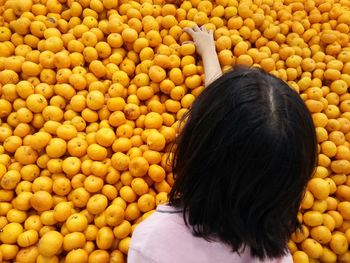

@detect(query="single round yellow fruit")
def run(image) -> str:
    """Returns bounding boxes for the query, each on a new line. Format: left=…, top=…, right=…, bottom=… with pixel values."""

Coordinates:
left=0, top=222, right=23, bottom=244
left=300, top=238, right=323, bottom=259
left=308, top=178, right=330, bottom=200
left=66, top=213, right=88, bottom=232
left=329, top=233, right=349, bottom=255
left=38, top=231, right=63, bottom=257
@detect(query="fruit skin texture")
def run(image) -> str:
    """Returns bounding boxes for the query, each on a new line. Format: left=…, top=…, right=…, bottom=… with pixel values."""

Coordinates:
left=0, top=0, right=350, bottom=261
left=38, top=231, right=63, bottom=257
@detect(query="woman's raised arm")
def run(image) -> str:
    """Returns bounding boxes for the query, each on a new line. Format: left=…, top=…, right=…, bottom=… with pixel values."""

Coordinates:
left=183, top=26, right=222, bottom=87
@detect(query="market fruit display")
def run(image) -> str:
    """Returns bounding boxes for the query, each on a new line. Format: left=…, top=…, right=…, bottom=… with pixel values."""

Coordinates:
left=0, top=0, right=349, bottom=262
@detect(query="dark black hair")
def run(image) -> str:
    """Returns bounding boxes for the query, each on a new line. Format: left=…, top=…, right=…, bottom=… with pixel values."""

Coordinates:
left=169, top=65, right=317, bottom=260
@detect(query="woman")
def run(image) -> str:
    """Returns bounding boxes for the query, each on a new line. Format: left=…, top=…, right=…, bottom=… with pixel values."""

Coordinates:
left=128, top=26, right=317, bottom=263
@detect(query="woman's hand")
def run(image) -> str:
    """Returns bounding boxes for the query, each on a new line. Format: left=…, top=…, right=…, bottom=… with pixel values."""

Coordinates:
left=183, top=26, right=222, bottom=87
left=183, top=25, right=215, bottom=56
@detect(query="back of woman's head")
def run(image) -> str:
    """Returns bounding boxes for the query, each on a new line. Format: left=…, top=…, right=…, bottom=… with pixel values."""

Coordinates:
left=169, top=65, right=317, bottom=260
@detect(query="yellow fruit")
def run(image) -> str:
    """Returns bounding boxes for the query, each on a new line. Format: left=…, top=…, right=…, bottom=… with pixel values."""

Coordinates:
left=14, top=146, right=38, bottom=165
left=301, top=190, right=314, bottom=210
left=310, top=226, right=332, bottom=244
left=17, top=229, right=39, bottom=247
left=154, top=180, right=171, bottom=193
left=120, top=186, right=137, bottom=203
left=137, top=193, right=155, bottom=212
left=87, top=194, right=108, bottom=215
left=148, top=65, right=166, bottom=83
left=122, top=28, right=138, bottom=43
left=124, top=103, right=140, bottom=120
left=118, top=236, right=130, bottom=254
left=0, top=222, right=23, bottom=244
left=15, top=246, right=39, bottom=263
left=0, top=99, right=13, bottom=118
left=95, top=127, right=116, bottom=147
left=46, top=138, right=66, bottom=158
left=63, top=232, right=86, bottom=251
left=131, top=178, right=149, bottom=196
left=147, top=131, right=166, bottom=151
left=1, top=170, right=21, bottom=190
left=292, top=251, right=309, bottom=263
left=96, top=226, right=114, bottom=250
left=53, top=176, right=72, bottom=196
left=156, top=192, right=168, bottom=205
left=291, top=225, right=309, bottom=243
left=87, top=144, right=107, bottom=161
left=53, top=202, right=72, bottom=222
left=56, top=124, right=77, bottom=141
left=30, top=191, right=53, bottom=212
left=65, top=249, right=88, bottom=263
left=329, top=233, right=349, bottom=255
left=321, top=141, right=337, bottom=157
left=300, top=238, right=323, bottom=259
left=308, top=178, right=330, bottom=200
left=129, top=156, right=149, bottom=177
left=87, top=90, right=105, bottom=110
left=0, top=244, right=19, bottom=261
left=13, top=191, right=33, bottom=211
left=303, top=211, right=323, bottom=227
left=319, top=247, right=337, bottom=263
left=109, top=250, right=124, bottom=263
left=338, top=201, right=350, bottom=220
left=88, top=249, right=110, bottom=263
left=113, top=220, right=131, bottom=240
left=66, top=213, right=88, bottom=232
left=38, top=231, right=63, bottom=257
left=104, top=204, right=124, bottom=227
left=148, top=164, right=166, bottom=183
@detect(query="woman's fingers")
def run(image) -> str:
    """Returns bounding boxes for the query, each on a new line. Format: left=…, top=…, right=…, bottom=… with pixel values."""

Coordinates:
left=183, top=25, right=211, bottom=41
left=182, top=40, right=194, bottom=45
left=200, top=25, right=207, bottom=32
left=183, top=27, right=195, bottom=36
left=192, top=25, right=201, bottom=32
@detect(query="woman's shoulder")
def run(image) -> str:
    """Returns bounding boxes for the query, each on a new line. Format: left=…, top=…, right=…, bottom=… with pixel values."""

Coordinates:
left=129, top=205, right=294, bottom=263
left=131, top=204, right=185, bottom=244
left=129, top=205, right=187, bottom=261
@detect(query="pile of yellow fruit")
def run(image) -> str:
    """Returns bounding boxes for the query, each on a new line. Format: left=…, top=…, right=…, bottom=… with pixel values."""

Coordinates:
left=0, top=0, right=349, bottom=261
